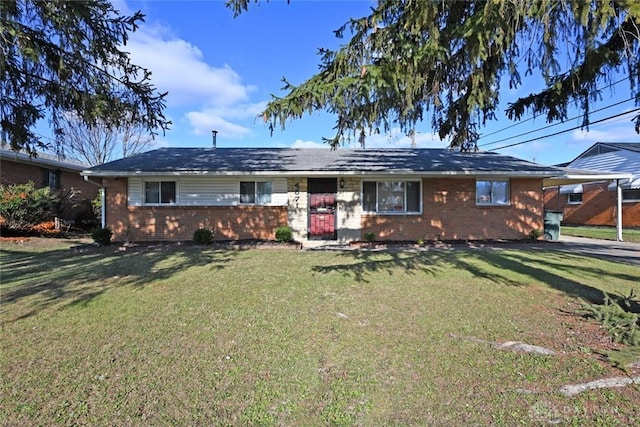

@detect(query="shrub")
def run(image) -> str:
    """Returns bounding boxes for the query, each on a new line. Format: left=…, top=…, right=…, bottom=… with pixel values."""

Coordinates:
left=91, top=192, right=102, bottom=223
left=364, top=231, right=376, bottom=242
left=92, top=227, right=113, bottom=246
left=193, top=228, right=214, bottom=245
left=528, top=228, right=542, bottom=241
left=275, top=226, right=292, bottom=242
left=0, top=182, right=60, bottom=231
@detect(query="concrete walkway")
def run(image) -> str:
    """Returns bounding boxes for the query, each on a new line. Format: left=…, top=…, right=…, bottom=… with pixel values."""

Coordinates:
left=555, top=235, right=640, bottom=266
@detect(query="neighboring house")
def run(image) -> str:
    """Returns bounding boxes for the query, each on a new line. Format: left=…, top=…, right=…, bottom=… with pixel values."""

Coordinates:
left=0, top=148, right=99, bottom=222
left=544, top=142, right=640, bottom=227
left=82, top=147, right=571, bottom=244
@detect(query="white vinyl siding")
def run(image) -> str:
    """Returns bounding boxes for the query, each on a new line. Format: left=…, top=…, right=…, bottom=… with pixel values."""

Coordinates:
left=180, top=178, right=238, bottom=206
left=127, top=177, right=287, bottom=207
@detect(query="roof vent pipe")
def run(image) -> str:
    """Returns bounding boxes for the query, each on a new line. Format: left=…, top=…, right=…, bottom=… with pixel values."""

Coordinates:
left=212, top=130, right=218, bottom=148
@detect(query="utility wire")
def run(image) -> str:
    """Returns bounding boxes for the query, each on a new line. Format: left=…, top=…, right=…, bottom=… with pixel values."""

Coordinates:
left=479, top=96, right=635, bottom=148
left=489, top=108, right=640, bottom=151
left=477, top=77, right=630, bottom=140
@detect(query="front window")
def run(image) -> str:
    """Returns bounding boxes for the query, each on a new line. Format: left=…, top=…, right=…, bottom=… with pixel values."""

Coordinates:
left=240, top=181, right=272, bottom=205
left=144, top=181, right=176, bottom=204
left=362, top=180, right=421, bottom=213
left=476, top=180, right=509, bottom=205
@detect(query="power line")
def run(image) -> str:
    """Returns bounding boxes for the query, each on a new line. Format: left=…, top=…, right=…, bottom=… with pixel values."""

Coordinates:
left=489, top=108, right=640, bottom=151
left=479, top=96, right=636, bottom=148
left=477, top=76, right=631, bottom=141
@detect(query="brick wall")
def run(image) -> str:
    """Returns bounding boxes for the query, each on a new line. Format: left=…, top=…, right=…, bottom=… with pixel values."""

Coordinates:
left=104, top=178, right=288, bottom=241
left=1, top=158, right=98, bottom=220
left=104, top=177, right=545, bottom=242
left=544, top=183, right=640, bottom=227
left=1, top=159, right=42, bottom=186
left=362, top=178, right=544, bottom=241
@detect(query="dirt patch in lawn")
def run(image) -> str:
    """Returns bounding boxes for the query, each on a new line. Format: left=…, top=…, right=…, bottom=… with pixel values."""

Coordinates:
left=0, top=235, right=92, bottom=249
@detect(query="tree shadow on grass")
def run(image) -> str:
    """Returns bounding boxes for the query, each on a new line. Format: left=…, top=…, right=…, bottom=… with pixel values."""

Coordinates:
left=450, top=249, right=613, bottom=304
left=311, top=249, right=455, bottom=283
left=311, top=247, right=637, bottom=305
left=1, top=242, right=237, bottom=321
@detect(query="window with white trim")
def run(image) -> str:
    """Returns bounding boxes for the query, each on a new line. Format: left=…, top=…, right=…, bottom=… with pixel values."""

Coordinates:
left=567, top=193, right=583, bottom=204
left=240, top=181, right=272, bottom=205
left=362, top=180, right=421, bottom=213
left=622, top=189, right=640, bottom=202
left=144, top=181, right=176, bottom=204
left=476, top=180, right=509, bottom=205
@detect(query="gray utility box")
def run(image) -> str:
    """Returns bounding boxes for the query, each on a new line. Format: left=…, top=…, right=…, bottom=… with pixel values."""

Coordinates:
left=543, top=210, right=564, bottom=241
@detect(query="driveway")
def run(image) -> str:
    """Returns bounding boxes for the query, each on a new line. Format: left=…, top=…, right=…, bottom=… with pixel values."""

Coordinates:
left=555, top=235, right=640, bottom=266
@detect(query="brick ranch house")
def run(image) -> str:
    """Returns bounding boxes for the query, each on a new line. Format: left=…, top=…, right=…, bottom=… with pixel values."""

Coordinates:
left=544, top=142, right=640, bottom=228
left=1, top=148, right=99, bottom=222
left=82, top=147, right=586, bottom=244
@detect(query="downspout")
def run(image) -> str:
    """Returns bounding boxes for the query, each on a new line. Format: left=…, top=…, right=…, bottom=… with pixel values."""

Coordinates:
left=616, top=179, right=623, bottom=241
left=84, top=175, right=106, bottom=229
left=101, top=188, right=106, bottom=229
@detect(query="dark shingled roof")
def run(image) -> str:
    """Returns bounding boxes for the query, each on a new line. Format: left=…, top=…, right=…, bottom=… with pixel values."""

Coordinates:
left=1, top=148, right=89, bottom=171
left=84, top=148, right=563, bottom=176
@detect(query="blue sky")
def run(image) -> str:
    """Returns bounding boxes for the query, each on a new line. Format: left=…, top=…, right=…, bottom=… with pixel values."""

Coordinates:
left=114, top=0, right=639, bottom=165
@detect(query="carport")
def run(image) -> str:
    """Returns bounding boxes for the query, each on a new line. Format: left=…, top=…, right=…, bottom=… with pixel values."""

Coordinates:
left=543, top=169, right=634, bottom=241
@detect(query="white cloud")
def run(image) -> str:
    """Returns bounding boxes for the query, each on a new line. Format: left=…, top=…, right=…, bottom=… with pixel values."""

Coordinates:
left=363, top=129, right=449, bottom=149
left=185, top=101, right=267, bottom=138
left=290, top=139, right=326, bottom=148
left=127, top=26, right=254, bottom=107
left=117, top=5, right=268, bottom=140
left=185, top=111, right=252, bottom=138
left=285, top=129, right=450, bottom=149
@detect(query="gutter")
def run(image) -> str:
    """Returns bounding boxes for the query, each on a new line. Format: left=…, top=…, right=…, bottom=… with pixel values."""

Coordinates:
left=81, top=170, right=562, bottom=178
left=543, top=172, right=633, bottom=187
left=83, top=175, right=103, bottom=187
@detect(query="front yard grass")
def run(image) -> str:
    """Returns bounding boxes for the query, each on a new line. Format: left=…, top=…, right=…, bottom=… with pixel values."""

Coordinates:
left=1, top=239, right=639, bottom=425
left=562, top=225, right=640, bottom=243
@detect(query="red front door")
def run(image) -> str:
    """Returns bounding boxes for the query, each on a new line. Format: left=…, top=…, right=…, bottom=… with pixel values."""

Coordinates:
left=308, top=179, right=337, bottom=240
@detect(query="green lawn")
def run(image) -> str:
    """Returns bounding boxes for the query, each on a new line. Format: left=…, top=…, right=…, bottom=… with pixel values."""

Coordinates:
left=562, top=225, right=640, bottom=243
left=1, top=239, right=639, bottom=425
